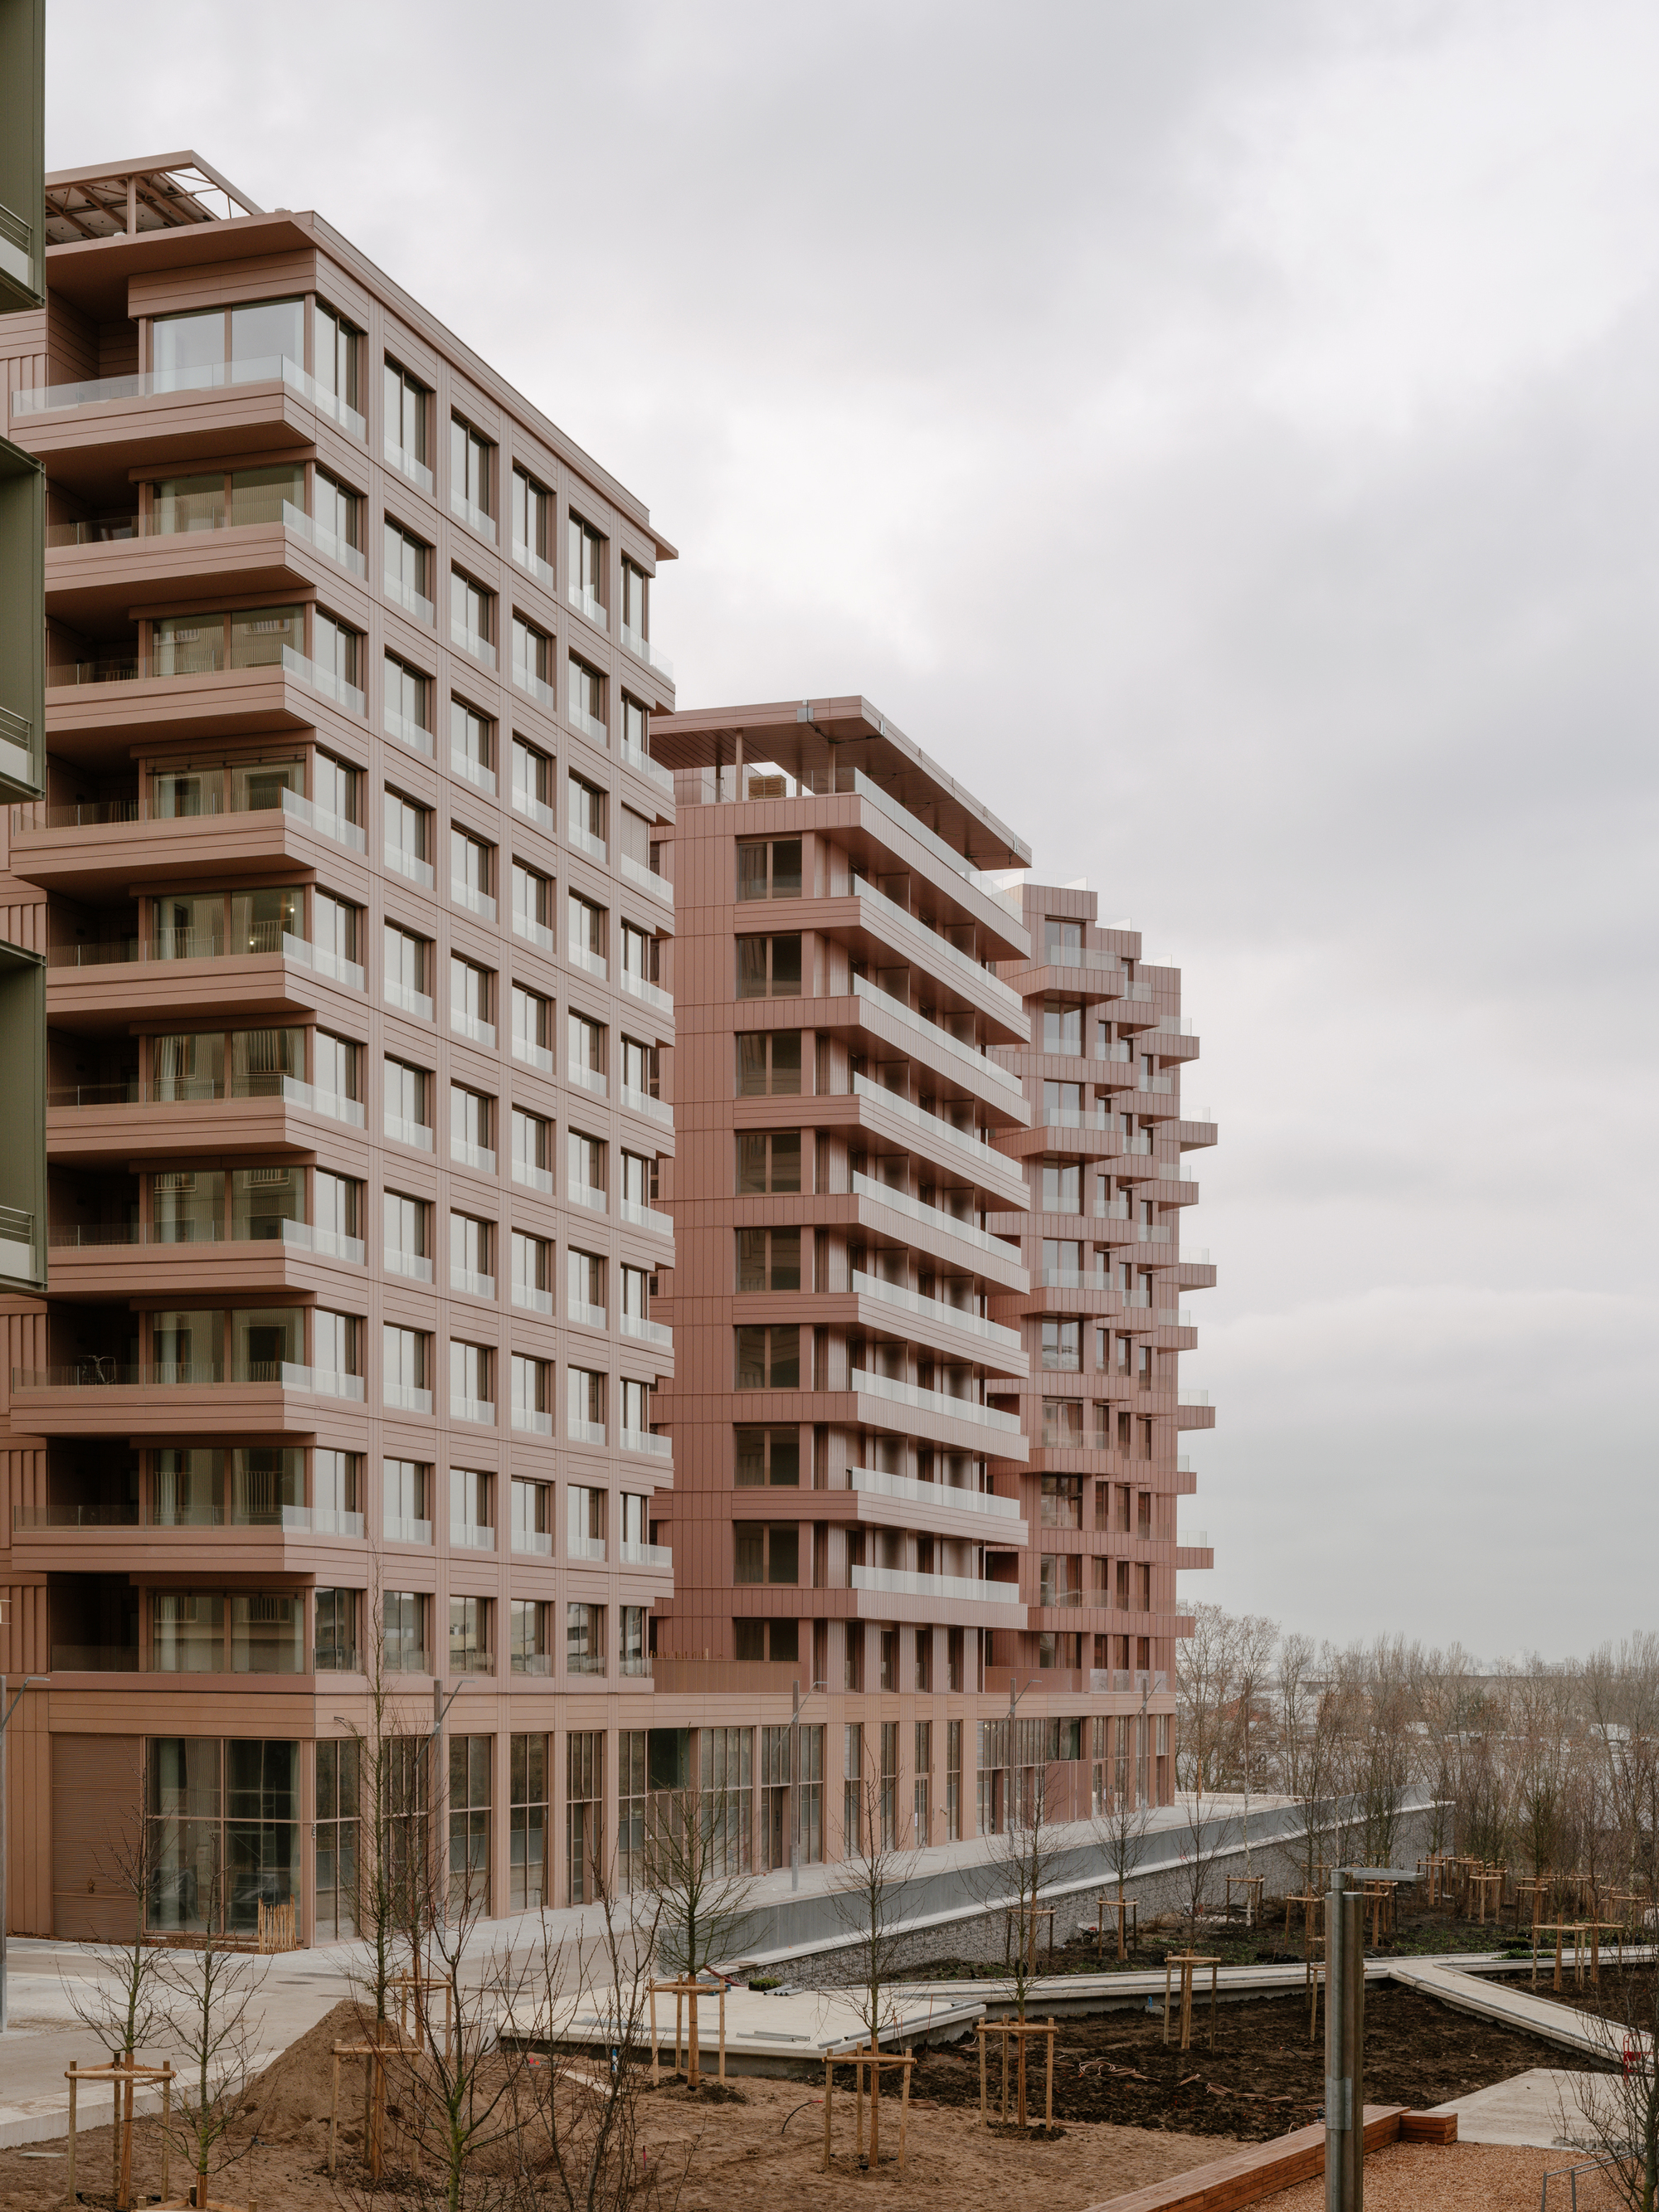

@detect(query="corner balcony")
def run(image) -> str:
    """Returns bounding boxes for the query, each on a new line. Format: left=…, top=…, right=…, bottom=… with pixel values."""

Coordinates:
left=44, top=645, right=366, bottom=756
left=46, top=1073, right=364, bottom=1170
left=12, top=1497, right=367, bottom=1578
left=44, top=503, right=367, bottom=634
left=10, top=355, right=367, bottom=479
left=8, top=1361, right=364, bottom=1440
left=46, top=1219, right=366, bottom=1300
left=10, top=787, right=367, bottom=900
left=46, top=928, right=364, bottom=1030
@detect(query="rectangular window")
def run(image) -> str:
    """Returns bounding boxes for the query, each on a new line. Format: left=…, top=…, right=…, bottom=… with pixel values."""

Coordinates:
left=450, top=953, right=494, bottom=1044
left=511, top=1230, right=553, bottom=1313
left=511, top=1107, right=552, bottom=1191
left=736, top=1227, right=801, bottom=1293
left=147, top=1738, right=299, bottom=1936
left=1043, top=999, right=1084, bottom=1053
left=736, top=933, right=803, bottom=999
left=447, top=1734, right=490, bottom=1913
left=448, top=1594, right=491, bottom=1677
left=382, top=1587, right=427, bottom=1670
left=736, top=838, right=805, bottom=901
left=385, top=651, right=432, bottom=751
left=450, top=567, right=495, bottom=663
left=314, top=1736, right=358, bottom=1939
left=568, top=1012, right=606, bottom=1091
left=384, top=923, right=432, bottom=1018
left=382, top=1457, right=431, bottom=1546
left=568, top=512, right=606, bottom=620
left=568, top=654, right=606, bottom=738
left=384, top=521, right=432, bottom=621
left=567, top=1365, right=606, bottom=1442
left=732, top=1523, right=799, bottom=1585
left=450, top=416, right=494, bottom=535
left=734, top=1325, right=801, bottom=1390
left=734, top=1426, right=800, bottom=1487
left=736, top=1031, right=802, bottom=1096
left=617, top=1730, right=647, bottom=1892
left=512, top=467, right=552, bottom=581
left=382, top=1328, right=431, bottom=1415
left=946, top=1719, right=962, bottom=1841
left=566, top=1728, right=603, bottom=1901
left=450, top=698, right=494, bottom=792
left=511, top=1354, right=552, bottom=1434
left=620, top=557, right=650, bottom=653
left=450, top=1082, right=494, bottom=1169
left=510, top=1478, right=552, bottom=1556
left=1042, top=1397, right=1082, bottom=1448
left=568, top=771, right=606, bottom=855
left=314, top=302, right=362, bottom=421
left=567, top=1247, right=606, bottom=1326
left=450, top=1212, right=493, bottom=1298
left=384, top=1189, right=431, bottom=1281
left=384, top=358, right=431, bottom=486
left=737, top=1129, right=802, bottom=1194
left=509, top=1733, right=547, bottom=1908
left=567, top=1607, right=605, bottom=1680
left=384, top=786, right=432, bottom=883
left=699, top=1727, right=752, bottom=1878
left=1040, top=1158, right=1082, bottom=1212
left=512, top=737, right=554, bottom=827
left=1041, top=1318, right=1082, bottom=1371
left=449, top=1339, right=494, bottom=1422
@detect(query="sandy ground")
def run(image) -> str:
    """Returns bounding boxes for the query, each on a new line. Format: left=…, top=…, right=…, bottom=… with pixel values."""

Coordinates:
left=0, top=2067, right=1226, bottom=2212
left=1257, top=2137, right=1627, bottom=2210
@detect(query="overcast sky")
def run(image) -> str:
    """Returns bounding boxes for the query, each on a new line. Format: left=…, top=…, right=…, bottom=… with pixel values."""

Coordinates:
left=49, top=0, right=1657, bottom=1658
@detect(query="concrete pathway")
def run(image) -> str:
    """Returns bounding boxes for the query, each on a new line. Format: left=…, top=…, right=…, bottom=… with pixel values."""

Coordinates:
left=1389, top=1957, right=1643, bottom=2063
left=1424, top=2066, right=1620, bottom=2149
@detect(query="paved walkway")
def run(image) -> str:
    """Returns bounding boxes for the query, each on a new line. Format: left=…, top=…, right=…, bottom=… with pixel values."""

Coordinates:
left=1389, top=1957, right=1645, bottom=2063
left=1424, top=2067, right=1620, bottom=2148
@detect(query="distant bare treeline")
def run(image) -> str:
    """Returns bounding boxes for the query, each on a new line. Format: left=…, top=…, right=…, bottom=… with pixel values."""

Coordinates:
left=1177, top=1606, right=1659, bottom=1892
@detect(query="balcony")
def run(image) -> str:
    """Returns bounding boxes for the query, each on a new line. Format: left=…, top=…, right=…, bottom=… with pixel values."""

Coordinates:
left=511, top=1527, right=553, bottom=1556
left=512, top=910, right=557, bottom=958
left=387, top=708, right=434, bottom=758
left=48, top=926, right=365, bottom=1002
left=568, top=820, right=606, bottom=865
left=847, top=1076, right=1026, bottom=1209
left=849, top=1269, right=1023, bottom=1359
left=569, top=704, right=608, bottom=750
left=618, top=966, right=672, bottom=1014
left=846, top=1464, right=1025, bottom=1531
left=10, top=1361, right=360, bottom=1438
left=451, top=1008, right=496, bottom=1050
left=14, top=353, right=368, bottom=441
left=851, top=877, right=1026, bottom=1030
left=383, top=1514, right=433, bottom=1544
left=512, top=1281, right=553, bottom=1315
left=450, top=750, right=496, bottom=796
left=49, top=1219, right=366, bottom=1279
left=511, top=1650, right=553, bottom=1675
left=568, top=1534, right=606, bottom=1563
left=851, top=1367, right=1024, bottom=1442
left=511, top=784, right=557, bottom=836
left=851, top=1563, right=1023, bottom=1608
left=384, top=1247, right=434, bottom=1284
left=512, top=1034, right=554, bottom=1074
left=569, top=943, right=608, bottom=983
left=513, top=1407, right=554, bottom=1437
left=511, top=663, right=557, bottom=717
left=450, top=1522, right=497, bottom=1552
left=451, top=1267, right=495, bottom=1300
left=11, top=787, right=366, bottom=901
left=512, top=1157, right=554, bottom=1194
left=568, top=1183, right=606, bottom=1217
left=386, top=1113, right=435, bottom=1152
left=567, top=1064, right=607, bottom=1101
left=568, top=1417, right=606, bottom=1449
left=851, top=975, right=1024, bottom=1103
left=849, top=1170, right=1027, bottom=1285
left=450, top=1397, right=495, bottom=1427
left=49, top=642, right=365, bottom=727
left=385, top=978, right=434, bottom=1022
left=384, top=1383, right=434, bottom=1415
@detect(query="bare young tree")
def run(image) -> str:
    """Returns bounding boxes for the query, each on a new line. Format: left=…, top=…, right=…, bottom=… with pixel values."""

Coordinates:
left=831, top=1752, right=912, bottom=2054
left=61, top=1799, right=166, bottom=2210
left=1275, top=1632, right=1343, bottom=1898
left=155, top=1876, right=268, bottom=2211
left=1226, top=1613, right=1279, bottom=1905
left=1557, top=1965, right=1659, bottom=2212
left=643, top=1785, right=757, bottom=1981
left=1173, top=1784, right=1229, bottom=1939
left=505, top=1884, right=677, bottom=2212
left=1093, top=1729, right=1151, bottom=1960
left=978, top=1765, right=1065, bottom=2130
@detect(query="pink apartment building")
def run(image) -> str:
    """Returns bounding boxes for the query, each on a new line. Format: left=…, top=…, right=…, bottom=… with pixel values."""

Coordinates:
left=0, top=156, right=1213, bottom=1946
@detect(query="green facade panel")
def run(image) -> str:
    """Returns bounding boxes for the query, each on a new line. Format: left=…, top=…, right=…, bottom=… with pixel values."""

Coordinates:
left=0, top=942, right=46, bottom=1291
left=0, top=436, right=45, bottom=802
left=0, top=0, right=45, bottom=311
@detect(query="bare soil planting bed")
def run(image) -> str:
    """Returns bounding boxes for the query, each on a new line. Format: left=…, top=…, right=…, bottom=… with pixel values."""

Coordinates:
left=890, top=1984, right=1614, bottom=2142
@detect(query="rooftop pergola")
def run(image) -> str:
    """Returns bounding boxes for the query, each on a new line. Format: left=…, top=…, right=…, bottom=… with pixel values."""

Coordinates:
left=43, top=153, right=261, bottom=245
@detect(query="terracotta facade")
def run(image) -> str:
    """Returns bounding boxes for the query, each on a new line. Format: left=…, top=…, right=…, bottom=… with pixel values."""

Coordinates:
left=0, top=158, right=1211, bottom=1942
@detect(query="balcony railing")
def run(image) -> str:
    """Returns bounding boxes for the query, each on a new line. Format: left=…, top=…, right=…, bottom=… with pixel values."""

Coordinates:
left=386, top=843, right=434, bottom=888
left=568, top=820, right=606, bottom=864
left=569, top=943, right=607, bottom=982
left=846, top=1464, right=1023, bottom=1523
left=620, top=1540, right=672, bottom=1568
left=450, top=1396, right=496, bottom=1427
left=512, top=1033, right=554, bottom=1073
left=851, top=1563, right=1023, bottom=1607
left=50, top=1646, right=139, bottom=1672
left=851, top=878, right=1025, bottom=1023
left=385, top=979, right=434, bottom=1021
left=452, top=879, right=496, bottom=922
left=511, top=540, right=556, bottom=591
left=513, top=1407, right=554, bottom=1437
left=451, top=1008, right=497, bottom=1049
left=384, top=1383, right=434, bottom=1415
left=385, top=573, right=435, bottom=625
left=49, top=1221, right=366, bottom=1266
left=511, top=661, right=558, bottom=716
left=50, top=642, right=366, bottom=722
left=568, top=1534, right=606, bottom=1563
left=850, top=975, right=1024, bottom=1098
left=450, top=750, right=496, bottom=795
left=12, top=1361, right=328, bottom=1391
left=1178, top=1388, right=1210, bottom=1407
left=386, top=1113, right=435, bottom=1151
left=383, top=1514, right=433, bottom=1544
left=619, top=732, right=675, bottom=792
left=620, top=1084, right=671, bottom=1128
left=13, top=785, right=366, bottom=857
left=15, top=354, right=367, bottom=441
left=569, top=705, right=608, bottom=750
left=450, top=620, right=496, bottom=669
left=451, top=491, right=496, bottom=543
left=450, top=1522, right=497, bottom=1551
left=568, top=1418, right=606, bottom=1449
left=384, top=438, right=435, bottom=495
left=568, top=584, right=607, bottom=631
left=851, top=1368, right=1024, bottom=1437
left=619, top=1311, right=673, bottom=1349
left=849, top=1170, right=1023, bottom=1270
left=619, top=1196, right=675, bottom=1237
left=511, top=784, right=557, bottom=835
left=848, top=1074, right=1019, bottom=1196
left=849, top=1270, right=1021, bottom=1353
left=619, top=622, right=674, bottom=680
left=619, top=851, right=674, bottom=903
left=511, top=1527, right=553, bottom=1556
left=384, top=1248, right=434, bottom=1284
left=314, top=1646, right=363, bottom=1671
left=512, top=1157, right=554, bottom=1194
left=568, top=1063, right=607, bottom=1100
left=511, top=1650, right=553, bottom=1674
left=451, top=1267, right=495, bottom=1299
left=48, top=925, right=365, bottom=994
left=512, top=1281, right=553, bottom=1315
left=622, top=1428, right=672, bottom=1460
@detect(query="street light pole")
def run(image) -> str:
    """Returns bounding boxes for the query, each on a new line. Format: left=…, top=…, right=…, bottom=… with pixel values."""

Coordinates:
left=0, top=1672, right=51, bottom=2033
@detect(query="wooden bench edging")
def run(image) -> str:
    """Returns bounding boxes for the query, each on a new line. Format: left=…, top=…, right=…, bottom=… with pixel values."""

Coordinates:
left=1078, top=2105, right=1408, bottom=2212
